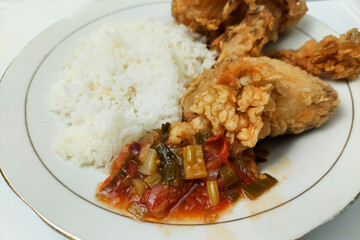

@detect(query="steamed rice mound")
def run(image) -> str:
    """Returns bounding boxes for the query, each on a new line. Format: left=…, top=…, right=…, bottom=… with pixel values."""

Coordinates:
left=51, top=17, right=216, bottom=168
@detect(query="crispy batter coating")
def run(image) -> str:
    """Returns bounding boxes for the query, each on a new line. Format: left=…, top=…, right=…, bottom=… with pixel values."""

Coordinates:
left=168, top=121, right=196, bottom=145
left=172, top=0, right=307, bottom=57
left=274, top=28, right=360, bottom=80
left=181, top=56, right=339, bottom=148
left=171, top=0, right=251, bottom=40
left=211, top=6, right=275, bottom=61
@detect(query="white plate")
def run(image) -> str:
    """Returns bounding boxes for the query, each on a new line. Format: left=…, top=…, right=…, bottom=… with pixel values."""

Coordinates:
left=0, top=0, right=359, bottom=239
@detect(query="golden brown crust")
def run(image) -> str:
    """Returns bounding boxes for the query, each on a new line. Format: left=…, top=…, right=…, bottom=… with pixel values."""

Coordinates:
left=211, top=6, right=275, bottom=61
left=172, top=0, right=307, bottom=56
left=274, top=28, right=360, bottom=80
left=181, top=56, right=339, bottom=148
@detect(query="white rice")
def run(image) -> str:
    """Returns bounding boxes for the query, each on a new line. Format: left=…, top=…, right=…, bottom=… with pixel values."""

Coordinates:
left=51, top=17, right=216, bottom=168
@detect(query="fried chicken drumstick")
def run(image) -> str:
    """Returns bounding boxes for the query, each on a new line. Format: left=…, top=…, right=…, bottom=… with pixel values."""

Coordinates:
left=172, top=0, right=307, bottom=60
left=180, top=57, right=339, bottom=149
left=274, top=28, right=360, bottom=80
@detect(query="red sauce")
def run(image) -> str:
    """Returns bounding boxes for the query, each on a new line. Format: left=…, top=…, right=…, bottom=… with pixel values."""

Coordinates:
left=95, top=132, right=274, bottom=222
left=96, top=179, right=239, bottom=222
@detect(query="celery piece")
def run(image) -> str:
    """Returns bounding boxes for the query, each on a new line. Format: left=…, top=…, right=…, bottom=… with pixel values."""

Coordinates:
left=144, top=173, right=162, bottom=187
left=219, top=165, right=239, bottom=187
left=207, top=180, right=220, bottom=206
left=132, top=178, right=147, bottom=196
left=183, top=145, right=207, bottom=179
left=138, top=148, right=158, bottom=176
left=241, top=173, right=278, bottom=200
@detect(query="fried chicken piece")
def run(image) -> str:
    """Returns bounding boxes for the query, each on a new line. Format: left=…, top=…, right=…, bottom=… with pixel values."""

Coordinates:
left=211, top=6, right=275, bottom=61
left=256, top=0, right=307, bottom=35
left=172, top=0, right=307, bottom=56
left=171, top=0, right=251, bottom=40
left=274, top=28, right=360, bottom=80
left=211, top=0, right=307, bottom=60
left=181, top=56, right=339, bottom=148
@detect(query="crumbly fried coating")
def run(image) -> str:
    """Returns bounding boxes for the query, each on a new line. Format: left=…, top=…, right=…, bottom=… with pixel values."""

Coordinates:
left=171, top=0, right=251, bottom=40
left=168, top=121, right=196, bottom=145
left=274, top=28, right=360, bottom=80
left=181, top=56, right=339, bottom=148
left=172, top=0, right=307, bottom=56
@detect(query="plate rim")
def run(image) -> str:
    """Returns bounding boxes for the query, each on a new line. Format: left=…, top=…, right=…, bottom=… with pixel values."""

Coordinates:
left=0, top=0, right=359, bottom=239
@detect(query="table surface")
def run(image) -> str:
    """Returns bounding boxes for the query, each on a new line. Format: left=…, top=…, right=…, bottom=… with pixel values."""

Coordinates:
left=0, top=0, right=359, bottom=239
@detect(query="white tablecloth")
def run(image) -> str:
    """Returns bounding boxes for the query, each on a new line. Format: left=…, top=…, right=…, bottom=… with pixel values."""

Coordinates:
left=0, top=0, right=359, bottom=239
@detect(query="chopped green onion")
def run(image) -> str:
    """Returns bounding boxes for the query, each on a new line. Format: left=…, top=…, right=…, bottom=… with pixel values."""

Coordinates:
left=194, top=129, right=213, bottom=145
left=122, top=154, right=140, bottom=167
left=219, top=165, right=238, bottom=187
left=160, top=122, right=171, bottom=142
left=207, top=180, right=220, bottom=206
left=162, top=161, right=180, bottom=186
left=144, top=173, right=162, bottom=187
left=182, top=145, right=207, bottom=179
left=132, top=178, right=147, bottom=196
left=170, top=147, right=183, bottom=166
left=154, top=143, right=175, bottom=165
left=112, top=155, right=140, bottom=188
left=138, top=148, right=158, bottom=175
left=241, top=173, right=278, bottom=200
left=127, top=202, right=148, bottom=220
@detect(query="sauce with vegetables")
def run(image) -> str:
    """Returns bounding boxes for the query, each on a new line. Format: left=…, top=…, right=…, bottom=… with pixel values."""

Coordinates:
left=96, top=123, right=277, bottom=222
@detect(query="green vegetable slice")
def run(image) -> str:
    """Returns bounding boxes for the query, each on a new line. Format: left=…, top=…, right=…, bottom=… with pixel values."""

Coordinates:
left=169, top=147, right=183, bottom=166
left=144, top=173, right=162, bottom=187
left=162, top=161, right=180, bottom=186
left=138, top=148, right=158, bottom=176
left=194, top=129, right=213, bottom=145
left=132, top=178, right=147, bottom=196
left=207, top=180, right=220, bottom=206
left=154, top=143, right=175, bottom=166
left=182, top=145, right=207, bottom=179
left=160, top=122, right=171, bottom=142
left=241, top=173, right=278, bottom=200
left=219, top=165, right=239, bottom=187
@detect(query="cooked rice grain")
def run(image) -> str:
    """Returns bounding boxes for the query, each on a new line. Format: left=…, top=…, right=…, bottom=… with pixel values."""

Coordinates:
left=51, top=17, right=216, bottom=168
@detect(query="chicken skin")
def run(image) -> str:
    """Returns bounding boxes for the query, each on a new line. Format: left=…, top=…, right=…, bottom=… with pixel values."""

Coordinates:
left=211, top=6, right=275, bottom=61
left=274, top=28, right=360, bottom=80
left=181, top=56, right=339, bottom=148
left=172, top=0, right=307, bottom=59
